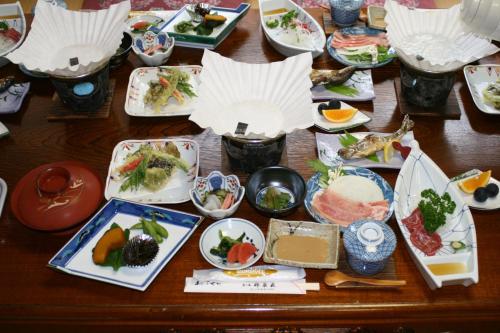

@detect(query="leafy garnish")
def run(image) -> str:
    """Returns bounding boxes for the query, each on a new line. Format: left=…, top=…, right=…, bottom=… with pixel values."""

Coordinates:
left=325, top=84, right=359, bottom=97
left=418, top=189, right=456, bottom=233
left=266, top=18, right=279, bottom=29
left=120, top=158, right=148, bottom=192
left=195, top=24, right=213, bottom=36
left=259, top=187, right=291, bottom=210
left=0, top=21, right=9, bottom=32
left=376, top=45, right=397, bottom=63
left=174, top=20, right=195, bottom=33
left=338, top=131, right=380, bottom=162
left=308, top=159, right=330, bottom=186
left=280, top=10, right=298, bottom=29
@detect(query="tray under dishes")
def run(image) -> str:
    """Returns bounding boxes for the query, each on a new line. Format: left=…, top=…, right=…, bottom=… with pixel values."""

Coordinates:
left=463, top=65, right=500, bottom=115
left=125, top=66, right=202, bottom=117
left=48, top=198, right=204, bottom=291
left=263, top=218, right=340, bottom=269
left=105, top=138, right=199, bottom=204
left=160, top=3, right=250, bottom=49
left=316, top=131, right=414, bottom=169
left=313, top=102, right=371, bottom=133
left=311, top=70, right=375, bottom=102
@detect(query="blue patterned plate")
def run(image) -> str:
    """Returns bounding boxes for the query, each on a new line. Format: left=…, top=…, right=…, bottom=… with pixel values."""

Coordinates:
left=48, top=198, right=204, bottom=291
left=304, top=166, right=394, bottom=231
left=326, top=27, right=396, bottom=69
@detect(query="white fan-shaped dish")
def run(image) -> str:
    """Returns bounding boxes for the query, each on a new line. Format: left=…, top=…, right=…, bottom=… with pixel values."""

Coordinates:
left=259, top=0, right=325, bottom=59
left=189, top=49, right=314, bottom=139
left=385, top=1, right=499, bottom=73
left=394, top=140, right=478, bottom=290
left=0, top=2, right=26, bottom=67
left=7, top=0, right=130, bottom=77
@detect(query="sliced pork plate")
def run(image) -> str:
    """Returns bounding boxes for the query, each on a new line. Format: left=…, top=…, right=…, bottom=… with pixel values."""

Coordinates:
left=304, top=167, right=394, bottom=229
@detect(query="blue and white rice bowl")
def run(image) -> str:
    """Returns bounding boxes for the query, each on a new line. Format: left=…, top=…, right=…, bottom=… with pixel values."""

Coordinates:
left=394, top=140, right=478, bottom=290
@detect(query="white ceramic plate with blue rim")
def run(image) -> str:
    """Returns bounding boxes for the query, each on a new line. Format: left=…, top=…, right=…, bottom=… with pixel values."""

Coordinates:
left=450, top=169, right=500, bottom=211
left=463, top=65, right=500, bottom=115
left=48, top=198, right=204, bottom=291
left=313, top=101, right=371, bottom=133
left=327, top=27, right=396, bottom=69
left=199, top=217, right=265, bottom=270
left=316, top=131, right=414, bottom=169
left=394, top=140, right=478, bottom=290
left=304, top=166, right=394, bottom=231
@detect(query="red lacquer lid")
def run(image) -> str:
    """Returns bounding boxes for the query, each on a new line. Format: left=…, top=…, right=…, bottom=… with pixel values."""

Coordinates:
left=10, top=161, right=103, bottom=231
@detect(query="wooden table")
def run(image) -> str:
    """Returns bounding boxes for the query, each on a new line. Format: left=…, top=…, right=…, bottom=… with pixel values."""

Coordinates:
left=1, top=9, right=499, bottom=333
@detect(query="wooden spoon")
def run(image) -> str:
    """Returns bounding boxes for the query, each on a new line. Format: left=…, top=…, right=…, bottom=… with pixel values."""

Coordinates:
left=324, top=270, right=406, bottom=288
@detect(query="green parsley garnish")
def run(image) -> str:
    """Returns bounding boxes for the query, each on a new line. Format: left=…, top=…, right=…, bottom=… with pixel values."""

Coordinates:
left=266, top=18, right=279, bottom=29
left=280, top=10, right=298, bottom=29
left=418, top=189, right=456, bottom=233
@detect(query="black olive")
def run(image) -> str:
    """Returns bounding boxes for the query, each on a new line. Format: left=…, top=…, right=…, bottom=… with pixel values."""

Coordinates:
left=485, top=183, right=499, bottom=198
left=317, top=103, right=328, bottom=115
left=473, top=187, right=488, bottom=202
left=327, top=99, right=341, bottom=109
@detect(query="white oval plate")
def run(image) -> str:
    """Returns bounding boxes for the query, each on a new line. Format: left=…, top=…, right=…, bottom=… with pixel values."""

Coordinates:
left=463, top=65, right=500, bottom=115
left=199, top=218, right=265, bottom=270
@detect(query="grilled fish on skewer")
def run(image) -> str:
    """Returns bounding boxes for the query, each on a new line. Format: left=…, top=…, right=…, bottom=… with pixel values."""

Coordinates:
left=338, top=115, right=414, bottom=160
left=310, top=66, right=356, bottom=86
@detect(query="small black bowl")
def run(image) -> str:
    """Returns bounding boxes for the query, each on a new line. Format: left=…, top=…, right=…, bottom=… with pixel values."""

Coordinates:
left=246, top=166, right=306, bottom=217
left=110, top=32, right=132, bottom=70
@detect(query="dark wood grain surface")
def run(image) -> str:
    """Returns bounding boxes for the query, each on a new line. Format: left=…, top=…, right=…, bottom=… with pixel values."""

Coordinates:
left=1, top=9, right=499, bottom=332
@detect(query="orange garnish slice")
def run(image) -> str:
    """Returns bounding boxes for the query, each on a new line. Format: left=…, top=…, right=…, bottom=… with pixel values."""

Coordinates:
left=458, top=170, right=491, bottom=194
left=322, top=108, right=358, bottom=123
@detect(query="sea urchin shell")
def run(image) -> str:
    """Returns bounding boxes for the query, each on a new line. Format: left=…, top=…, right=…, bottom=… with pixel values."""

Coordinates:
left=123, top=234, right=159, bottom=267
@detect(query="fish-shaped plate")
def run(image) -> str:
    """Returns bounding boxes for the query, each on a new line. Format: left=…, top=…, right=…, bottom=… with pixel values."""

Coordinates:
left=316, top=131, right=414, bottom=169
left=327, top=27, right=395, bottom=69
left=48, top=198, right=204, bottom=291
left=259, top=0, right=326, bottom=59
left=105, top=139, right=199, bottom=204
left=463, top=65, right=500, bottom=115
left=304, top=166, right=394, bottom=231
left=451, top=169, right=500, bottom=211
left=125, top=66, right=201, bottom=117
left=311, top=70, right=375, bottom=102
left=313, top=102, right=371, bottom=133
left=394, top=140, right=478, bottom=290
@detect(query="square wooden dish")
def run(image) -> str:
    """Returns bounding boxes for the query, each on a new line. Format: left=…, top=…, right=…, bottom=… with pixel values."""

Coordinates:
left=263, top=218, right=340, bottom=269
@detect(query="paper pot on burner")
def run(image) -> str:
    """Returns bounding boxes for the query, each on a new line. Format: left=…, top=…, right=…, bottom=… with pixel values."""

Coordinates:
left=384, top=1, right=499, bottom=73
left=189, top=49, right=314, bottom=139
left=6, top=0, right=130, bottom=77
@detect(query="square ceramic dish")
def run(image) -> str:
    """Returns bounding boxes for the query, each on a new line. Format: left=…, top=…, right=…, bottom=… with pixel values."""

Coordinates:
left=105, top=139, right=199, bottom=204
left=316, top=131, right=414, bottom=169
left=367, top=5, right=386, bottom=30
left=463, top=65, right=500, bottom=115
left=263, top=218, right=340, bottom=269
left=160, top=3, right=250, bottom=49
left=313, top=102, right=371, bottom=133
left=48, top=198, right=204, bottom=291
left=125, top=66, right=202, bottom=117
left=311, top=70, right=375, bottom=102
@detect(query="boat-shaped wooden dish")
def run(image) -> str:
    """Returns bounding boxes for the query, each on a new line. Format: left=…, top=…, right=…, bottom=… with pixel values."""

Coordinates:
left=259, top=0, right=325, bottom=58
left=394, top=140, right=478, bottom=290
left=0, top=1, right=26, bottom=67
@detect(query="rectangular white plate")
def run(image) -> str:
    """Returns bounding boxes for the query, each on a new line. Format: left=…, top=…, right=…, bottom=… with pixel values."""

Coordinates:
left=48, top=198, right=204, bottom=291
left=463, top=65, right=500, bottom=115
left=311, top=70, right=375, bottom=102
left=125, top=66, right=201, bottom=117
left=105, top=139, right=199, bottom=204
left=313, top=101, right=371, bottom=133
left=317, top=131, right=414, bottom=169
